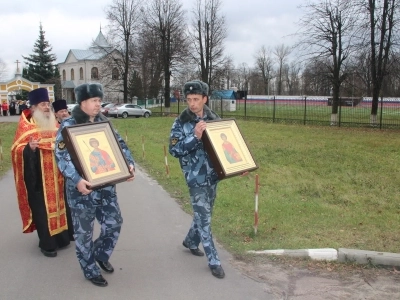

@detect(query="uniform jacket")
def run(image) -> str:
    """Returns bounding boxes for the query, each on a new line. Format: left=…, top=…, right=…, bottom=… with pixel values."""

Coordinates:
left=169, top=105, right=220, bottom=188
left=54, top=105, right=135, bottom=209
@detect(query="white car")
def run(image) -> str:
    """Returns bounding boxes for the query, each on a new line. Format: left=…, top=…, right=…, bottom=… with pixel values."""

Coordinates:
left=108, top=104, right=152, bottom=118
left=67, top=103, right=78, bottom=114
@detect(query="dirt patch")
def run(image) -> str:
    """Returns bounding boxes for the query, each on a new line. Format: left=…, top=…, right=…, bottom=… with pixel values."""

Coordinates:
left=230, top=254, right=400, bottom=299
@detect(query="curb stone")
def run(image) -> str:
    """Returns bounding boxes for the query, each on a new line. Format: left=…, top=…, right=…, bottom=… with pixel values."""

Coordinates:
left=248, top=248, right=400, bottom=267
left=247, top=248, right=337, bottom=261
left=338, top=248, right=400, bottom=267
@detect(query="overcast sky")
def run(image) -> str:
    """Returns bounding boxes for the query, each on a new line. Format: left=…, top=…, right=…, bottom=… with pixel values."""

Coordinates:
left=0, top=0, right=305, bottom=79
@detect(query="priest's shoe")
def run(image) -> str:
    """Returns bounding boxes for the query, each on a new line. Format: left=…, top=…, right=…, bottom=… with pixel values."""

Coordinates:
left=211, top=266, right=225, bottom=279
left=96, top=259, right=114, bottom=273
left=182, top=241, right=204, bottom=256
left=40, top=249, right=57, bottom=257
left=89, top=275, right=108, bottom=287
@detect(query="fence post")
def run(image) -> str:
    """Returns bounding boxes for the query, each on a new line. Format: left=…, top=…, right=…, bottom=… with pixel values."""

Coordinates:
left=338, top=97, right=342, bottom=127
left=163, top=145, right=170, bottom=177
left=142, top=136, right=145, bottom=159
left=220, top=96, right=223, bottom=118
left=303, top=96, right=307, bottom=125
left=273, top=96, right=276, bottom=123
left=244, top=95, right=247, bottom=120
left=254, top=174, right=259, bottom=235
left=380, top=96, right=384, bottom=129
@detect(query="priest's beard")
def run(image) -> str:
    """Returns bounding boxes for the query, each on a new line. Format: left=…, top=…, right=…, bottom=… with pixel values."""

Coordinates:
left=32, top=109, right=57, bottom=132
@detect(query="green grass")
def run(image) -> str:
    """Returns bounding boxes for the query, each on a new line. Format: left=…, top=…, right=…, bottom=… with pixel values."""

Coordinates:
left=0, top=122, right=17, bottom=178
left=2, top=117, right=400, bottom=256
left=111, top=117, right=400, bottom=255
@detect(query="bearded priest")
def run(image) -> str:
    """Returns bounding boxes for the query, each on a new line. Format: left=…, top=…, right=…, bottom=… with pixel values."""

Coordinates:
left=11, top=88, right=72, bottom=258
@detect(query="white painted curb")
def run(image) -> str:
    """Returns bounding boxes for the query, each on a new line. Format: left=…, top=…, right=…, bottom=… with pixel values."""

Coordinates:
left=247, top=248, right=338, bottom=261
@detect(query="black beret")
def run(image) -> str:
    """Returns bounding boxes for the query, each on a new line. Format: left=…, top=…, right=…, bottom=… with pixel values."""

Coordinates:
left=183, top=80, right=209, bottom=97
left=74, top=83, right=103, bottom=104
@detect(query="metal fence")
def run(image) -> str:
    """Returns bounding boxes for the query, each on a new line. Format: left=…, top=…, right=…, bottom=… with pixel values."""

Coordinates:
left=209, top=96, right=400, bottom=129
left=142, top=96, right=400, bottom=129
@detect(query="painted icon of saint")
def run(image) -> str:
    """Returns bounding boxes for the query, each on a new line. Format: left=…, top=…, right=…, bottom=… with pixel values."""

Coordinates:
left=88, top=138, right=116, bottom=174
left=220, top=133, right=242, bottom=163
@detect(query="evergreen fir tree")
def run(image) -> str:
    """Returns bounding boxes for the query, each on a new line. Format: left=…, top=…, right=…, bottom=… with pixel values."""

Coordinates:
left=51, top=67, right=62, bottom=100
left=128, top=70, right=144, bottom=100
left=23, top=23, right=57, bottom=83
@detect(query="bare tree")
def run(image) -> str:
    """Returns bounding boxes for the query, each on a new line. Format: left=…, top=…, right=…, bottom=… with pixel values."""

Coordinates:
left=105, top=0, right=143, bottom=103
left=135, top=26, right=164, bottom=100
left=302, top=59, right=332, bottom=95
left=219, top=56, right=234, bottom=90
left=254, top=46, right=275, bottom=95
left=171, top=61, right=200, bottom=91
left=189, top=0, right=227, bottom=93
left=353, top=49, right=373, bottom=96
left=142, top=0, right=188, bottom=110
left=274, top=44, right=291, bottom=95
left=295, top=0, right=359, bottom=124
left=285, top=61, right=302, bottom=95
left=233, top=63, right=251, bottom=92
left=358, top=0, right=399, bottom=124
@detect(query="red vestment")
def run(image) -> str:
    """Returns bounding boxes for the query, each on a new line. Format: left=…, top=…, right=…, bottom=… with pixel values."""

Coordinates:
left=11, top=109, right=68, bottom=235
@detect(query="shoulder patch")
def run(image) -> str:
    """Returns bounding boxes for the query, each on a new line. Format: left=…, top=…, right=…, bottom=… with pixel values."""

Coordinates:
left=58, top=141, right=66, bottom=150
left=170, top=137, right=178, bottom=146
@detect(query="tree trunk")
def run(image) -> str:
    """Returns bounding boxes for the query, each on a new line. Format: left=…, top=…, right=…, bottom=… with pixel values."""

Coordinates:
left=164, top=71, right=171, bottom=109
left=370, top=84, right=380, bottom=125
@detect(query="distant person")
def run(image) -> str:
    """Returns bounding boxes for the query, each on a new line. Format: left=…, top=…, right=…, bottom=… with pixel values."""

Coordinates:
left=52, top=98, right=75, bottom=241
left=11, top=88, right=72, bottom=258
left=55, top=83, right=135, bottom=287
left=52, top=99, right=70, bottom=123
left=169, top=80, right=225, bottom=279
left=2, top=101, right=9, bottom=116
left=19, top=101, right=28, bottom=113
left=15, top=101, right=20, bottom=115
left=9, top=100, right=16, bottom=115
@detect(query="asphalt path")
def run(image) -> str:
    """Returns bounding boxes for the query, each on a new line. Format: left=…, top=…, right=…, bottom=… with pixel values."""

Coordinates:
left=0, top=114, right=273, bottom=299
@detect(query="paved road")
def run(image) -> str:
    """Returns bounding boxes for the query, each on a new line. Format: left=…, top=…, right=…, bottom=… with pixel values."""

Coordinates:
left=0, top=164, right=273, bottom=299
left=0, top=114, right=20, bottom=122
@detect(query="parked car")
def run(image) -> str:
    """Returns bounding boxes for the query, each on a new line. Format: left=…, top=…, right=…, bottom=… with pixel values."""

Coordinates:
left=100, top=103, right=116, bottom=116
left=67, top=103, right=78, bottom=114
left=108, top=104, right=152, bottom=118
left=67, top=102, right=109, bottom=114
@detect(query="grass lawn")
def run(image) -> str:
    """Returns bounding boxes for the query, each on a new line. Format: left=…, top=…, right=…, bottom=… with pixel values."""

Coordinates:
left=2, top=117, right=400, bottom=256
left=0, top=123, right=17, bottom=176
left=112, top=117, right=400, bottom=255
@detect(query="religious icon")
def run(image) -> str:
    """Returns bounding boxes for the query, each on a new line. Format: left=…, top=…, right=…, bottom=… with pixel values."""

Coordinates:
left=61, top=121, right=132, bottom=189
left=87, top=138, right=116, bottom=174
left=220, top=133, right=242, bottom=163
left=201, top=119, right=258, bottom=180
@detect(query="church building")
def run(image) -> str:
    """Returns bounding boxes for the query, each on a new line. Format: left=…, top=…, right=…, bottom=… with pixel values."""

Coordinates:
left=58, top=29, right=122, bottom=103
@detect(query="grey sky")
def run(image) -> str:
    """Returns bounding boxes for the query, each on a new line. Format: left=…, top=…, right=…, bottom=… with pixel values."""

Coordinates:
left=0, top=0, right=305, bottom=79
